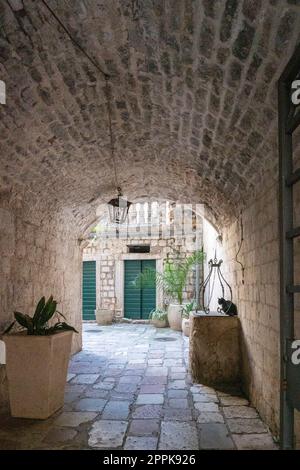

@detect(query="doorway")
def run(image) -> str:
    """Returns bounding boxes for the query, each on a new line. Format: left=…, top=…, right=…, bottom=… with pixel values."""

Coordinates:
left=124, top=259, right=156, bottom=319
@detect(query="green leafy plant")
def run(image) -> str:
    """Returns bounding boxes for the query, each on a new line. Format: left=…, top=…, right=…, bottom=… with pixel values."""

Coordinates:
left=133, top=249, right=205, bottom=305
left=4, top=296, right=78, bottom=336
left=149, top=308, right=168, bottom=321
left=181, top=300, right=196, bottom=319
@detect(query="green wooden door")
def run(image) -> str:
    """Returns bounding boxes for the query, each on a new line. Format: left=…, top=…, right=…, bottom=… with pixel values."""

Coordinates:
left=82, top=261, right=96, bottom=320
left=141, top=259, right=157, bottom=319
left=124, top=260, right=156, bottom=319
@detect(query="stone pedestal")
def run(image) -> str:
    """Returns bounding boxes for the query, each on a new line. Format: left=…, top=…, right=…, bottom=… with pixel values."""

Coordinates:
left=189, top=312, right=241, bottom=386
left=95, top=309, right=113, bottom=325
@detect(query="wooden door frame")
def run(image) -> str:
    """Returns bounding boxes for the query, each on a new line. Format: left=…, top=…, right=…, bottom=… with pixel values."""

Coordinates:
left=115, top=254, right=163, bottom=318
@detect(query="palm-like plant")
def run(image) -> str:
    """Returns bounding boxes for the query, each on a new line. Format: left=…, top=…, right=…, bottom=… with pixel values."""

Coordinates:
left=4, top=295, right=78, bottom=336
left=132, top=249, right=205, bottom=305
left=182, top=300, right=197, bottom=319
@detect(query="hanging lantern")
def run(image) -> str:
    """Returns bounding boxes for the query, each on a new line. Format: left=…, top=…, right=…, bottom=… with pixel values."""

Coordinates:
left=107, top=188, right=132, bottom=224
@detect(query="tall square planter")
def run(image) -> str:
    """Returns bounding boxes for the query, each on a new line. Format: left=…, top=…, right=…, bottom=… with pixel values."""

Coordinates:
left=189, top=312, right=241, bottom=386
left=4, top=331, right=73, bottom=419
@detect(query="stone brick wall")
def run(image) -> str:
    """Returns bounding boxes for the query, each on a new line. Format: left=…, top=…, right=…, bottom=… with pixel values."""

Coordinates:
left=219, top=75, right=300, bottom=449
left=83, top=233, right=202, bottom=319
left=0, top=206, right=82, bottom=414
left=221, top=182, right=280, bottom=438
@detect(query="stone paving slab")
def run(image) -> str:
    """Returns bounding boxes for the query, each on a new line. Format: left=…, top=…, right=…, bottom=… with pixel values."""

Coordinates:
left=88, top=420, right=128, bottom=449
left=227, top=418, right=268, bottom=434
left=71, top=374, right=100, bottom=384
left=199, top=423, right=235, bottom=450
left=223, top=405, right=259, bottom=419
left=163, top=408, right=193, bottom=421
left=67, top=373, right=76, bottom=382
left=119, top=375, right=142, bottom=384
left=132, top=405, right=163, bottom=419
left=168, top=398, right=189, bottom=408
left=124, top=436, right=158, bottom=450
left=0, top=324, right=277, bottom=450
left=102, top=401, right=131, bottom=419
left=140, top=384, right=166, bottom=393
left=232, top=433, right=278, bottom=450
left=84, top=388, right=109, bottom=399
left=128, top=419, right=160, bottom=436
left=168, top=380, right=187, bottom=389
left=136, top=394, right=164, bottom=405
left=74, top=398, right=107, bottom=412
left=54, top=412, right=98, bottom=427
left=167, top=389, right=188, bottom=398
left=142, top=376, right=168, bottom=385
left=219, top=396, right=249, bottom=406
left=197, top=411, right=225, bottom=424
left=159, top=421, right=199, bottom=450
left=93, top=381, right=115, bottom=390
left=43, top=427, right=78, bottom=445
left=194, top=402, right=219, bottom=412
left=193, top=393, right=219, bottom=403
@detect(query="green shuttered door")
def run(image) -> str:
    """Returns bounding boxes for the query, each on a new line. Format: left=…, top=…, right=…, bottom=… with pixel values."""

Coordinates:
left=141, top=260, right=157, bottom=319
left=124, top=260, right=156, bottom=320
left=82, top=261, right=96, bottom=320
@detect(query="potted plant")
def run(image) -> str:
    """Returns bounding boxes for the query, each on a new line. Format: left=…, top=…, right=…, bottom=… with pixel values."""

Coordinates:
left=133, top=250, right=204, bottom=331
left=181, top=301, right=196, bottom=337
left=3, top=295, right=78, bottom=419
left=149, top=308, right=168, bottom=328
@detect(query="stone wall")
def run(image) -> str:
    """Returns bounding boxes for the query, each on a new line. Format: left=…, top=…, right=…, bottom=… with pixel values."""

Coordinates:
left=221, top=179, right=300, bottom=447
left=83, top=232, right=202, bottom=320
left=2, top=1, right=300, bottom=233
left=221, top=182, right=280, bottom=438
left=0, top=206, right=82, bottom=415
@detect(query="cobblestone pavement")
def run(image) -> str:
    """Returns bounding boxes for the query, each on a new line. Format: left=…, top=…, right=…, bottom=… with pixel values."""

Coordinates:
left=0, top=324, right=277, bottom=450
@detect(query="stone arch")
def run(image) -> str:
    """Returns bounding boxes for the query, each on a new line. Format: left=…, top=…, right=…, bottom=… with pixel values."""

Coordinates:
left=1, top=0, right=300, bottom=443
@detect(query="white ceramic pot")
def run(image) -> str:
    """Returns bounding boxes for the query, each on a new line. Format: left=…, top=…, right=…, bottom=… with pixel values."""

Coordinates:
left=151, top=319, right=168, bottom=328
left=4, top=331, right=73, bottom=419
left=182, top=318, right=190, bottom=337
left=167, top=304, right=183, bottom=331
left=96, top=309, right=113, bottom=325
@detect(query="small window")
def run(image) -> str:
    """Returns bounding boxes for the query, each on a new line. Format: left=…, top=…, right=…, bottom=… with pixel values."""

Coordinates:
left=128, top=245, right=150, bottom=253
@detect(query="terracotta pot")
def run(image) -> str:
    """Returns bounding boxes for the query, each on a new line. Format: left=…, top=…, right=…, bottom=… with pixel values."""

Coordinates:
left=182, top=318, right=190, bottom=337
left=167, top=304, right=183, bottom=331
left=151, top=319, right=168, bottom=328
left=96, top=309, right=113, bottom=325
left=4, top=331, right=73, bottom=419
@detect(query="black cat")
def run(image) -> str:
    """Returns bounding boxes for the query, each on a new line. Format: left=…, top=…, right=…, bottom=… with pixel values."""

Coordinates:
left=218, top=298, right=238, bottom=316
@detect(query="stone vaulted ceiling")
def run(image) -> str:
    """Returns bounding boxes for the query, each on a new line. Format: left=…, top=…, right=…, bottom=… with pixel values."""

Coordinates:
left=0, top=0, right=300, bottom=233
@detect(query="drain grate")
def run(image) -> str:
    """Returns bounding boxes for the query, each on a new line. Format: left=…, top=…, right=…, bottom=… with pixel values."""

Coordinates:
left=154, top=337, right=177, bottom=342
left=85, top=328, right=103, bottom=333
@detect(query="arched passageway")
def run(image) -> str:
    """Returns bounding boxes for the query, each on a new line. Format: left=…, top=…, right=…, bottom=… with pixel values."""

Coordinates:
left=0, top=0, right=300, bottom=448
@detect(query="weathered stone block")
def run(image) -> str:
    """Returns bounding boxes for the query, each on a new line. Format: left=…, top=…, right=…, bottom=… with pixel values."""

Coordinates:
left=189, top=312, right=241, bottom=386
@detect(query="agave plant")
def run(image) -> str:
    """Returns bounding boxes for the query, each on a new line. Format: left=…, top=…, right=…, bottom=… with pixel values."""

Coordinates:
left=133, top=249, right=205, bottom=305
left=182, top=300, right=197, bottom=319
left=149, top=308, right=168, bottom=321
left=4, top=296, right=78, bottom=336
